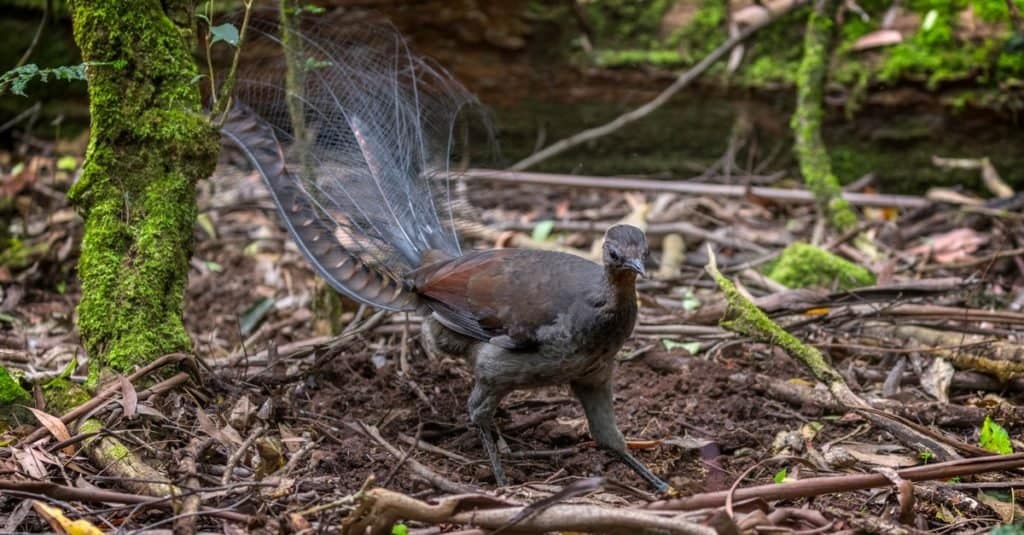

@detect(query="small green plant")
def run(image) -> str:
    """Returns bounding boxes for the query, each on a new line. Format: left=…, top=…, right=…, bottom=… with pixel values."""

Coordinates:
left=0, top=64, right=86, bottom=97
left=773, top=467, right=788, bottom=483
left=391, top=522, right=408, bottom=535
left=662, top=339, right=702, bottom=353
left=531, top=220, right=556, bottom=242
left=918, top=449, right=935, bottom=462
left=980, top=416, right=1013, bottom=455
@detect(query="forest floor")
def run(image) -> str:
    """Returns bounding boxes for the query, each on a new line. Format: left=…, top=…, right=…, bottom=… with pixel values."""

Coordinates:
left=2, top=144, right=1024, bottom=533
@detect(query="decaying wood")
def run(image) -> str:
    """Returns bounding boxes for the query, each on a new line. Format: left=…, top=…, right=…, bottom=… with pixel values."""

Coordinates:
left=343, top=487, right=716, bottom=535
left=859, top=322, right=1024, bottom=381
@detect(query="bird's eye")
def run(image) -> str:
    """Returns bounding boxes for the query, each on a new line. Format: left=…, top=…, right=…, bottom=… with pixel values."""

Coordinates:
left=609, top=250, right=621, bottom=261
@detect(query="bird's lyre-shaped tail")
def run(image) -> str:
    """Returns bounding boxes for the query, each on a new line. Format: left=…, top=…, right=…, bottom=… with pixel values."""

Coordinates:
left=220, top=16, right=485, bottom=311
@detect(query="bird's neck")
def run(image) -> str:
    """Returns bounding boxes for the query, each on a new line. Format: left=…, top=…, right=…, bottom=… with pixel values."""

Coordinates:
left=604, top=268, right=638, bottom=304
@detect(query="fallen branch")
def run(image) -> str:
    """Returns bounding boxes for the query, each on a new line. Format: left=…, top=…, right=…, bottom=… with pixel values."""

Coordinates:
left=860, top=322, right=1024, bottom=380
left=704, top=249, right=962, bottom=461
left=509, top=0, right=804, bottom=172
left=494, top=219, right=768, bottom=254
left=344, top=487, right=716, bottom=535
left=734, top=371, right=1024, bottom=427
left=174, top=437, right=214, bottom=535
left=0, top=480, right=253, bottom=524
left=647, top=452, right=1024, bottom=511
left=463, top=169, right=929, bottom=209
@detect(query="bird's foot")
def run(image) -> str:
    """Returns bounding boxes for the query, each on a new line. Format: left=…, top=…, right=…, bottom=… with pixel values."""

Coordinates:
left=614, top=448, right=675, bottom=496
left=476, top=424, right=508, bottom=486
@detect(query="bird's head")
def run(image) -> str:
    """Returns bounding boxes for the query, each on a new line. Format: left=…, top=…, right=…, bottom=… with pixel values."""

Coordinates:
left=602, top=224, right=649, bottom=278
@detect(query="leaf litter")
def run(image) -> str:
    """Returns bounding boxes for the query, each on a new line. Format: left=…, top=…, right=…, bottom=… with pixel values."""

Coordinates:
left=0, top=128, right=1022, bottom=533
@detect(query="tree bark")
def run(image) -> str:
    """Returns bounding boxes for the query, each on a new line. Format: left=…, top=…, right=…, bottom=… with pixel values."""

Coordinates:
left=68, top=0, right=217, bottom=379
left=791, top=0, right=857, bottom=231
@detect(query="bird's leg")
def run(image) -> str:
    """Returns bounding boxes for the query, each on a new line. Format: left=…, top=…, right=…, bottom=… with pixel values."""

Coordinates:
left=468, top=382, right=507, bottom=486
left=571, top=379, right=672, bottom=494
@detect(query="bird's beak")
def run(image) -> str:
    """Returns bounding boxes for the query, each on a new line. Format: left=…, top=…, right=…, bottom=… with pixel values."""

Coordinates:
left=626, top=259, right=646, bottom=277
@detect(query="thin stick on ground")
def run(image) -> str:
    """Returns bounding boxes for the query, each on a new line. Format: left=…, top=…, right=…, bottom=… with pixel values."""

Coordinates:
left=350, top=421, right=478, bottom=494
left=647, top=452, right=1024, bottom=511
left=18, top=353, right=189, bottom=447
left=462, top=169, right=929, bottom=209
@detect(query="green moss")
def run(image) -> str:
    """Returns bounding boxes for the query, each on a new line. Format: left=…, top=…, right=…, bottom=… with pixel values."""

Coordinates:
left=569, top=0, right=1024, bottom=110
left=708, top=256, right=846, bottom=386
left=791, top=1, right=859, bottom=231
left=42, top=378, right=91, bottom=414
left=0, top=366, right=31, bottom=426
left=79, top=418, right=102, bottom=434
left=585, top=0, right=677, bottom=47
left=79, top=418, right=130, bottom=459
left=0, top=366, right=30, bottom=406
left=667, top=0, right=729, bottom=62
left=595, top=48, right=685, bottom=67
left=0, top=238, right=49, bottom=269
left=767, top=242, right=876, bottom=289
left=68, top=0, right=218, bottom=375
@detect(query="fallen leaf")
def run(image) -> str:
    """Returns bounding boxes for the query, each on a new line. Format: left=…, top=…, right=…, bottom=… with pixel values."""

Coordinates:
left=978, top=491, right=1024, bottom=524
left=31, top=501, right=103, bottom=535
left=118, top=375, right=137, bottom=420
left=907, top=228, right=986, bottom=264
left=27, top=408, right=74, bottom=456
left=14, top=448, right=56, bottom=479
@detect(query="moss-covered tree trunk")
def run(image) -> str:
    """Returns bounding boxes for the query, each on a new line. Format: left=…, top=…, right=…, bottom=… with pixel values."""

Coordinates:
left=791, top=0, right=857, bottom=232
left=69, top=0, right=217, bottom=379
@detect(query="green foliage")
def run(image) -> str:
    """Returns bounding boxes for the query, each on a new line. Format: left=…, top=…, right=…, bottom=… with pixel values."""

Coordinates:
left=531, top=220, right=555, bottom=242
left=43, top=378, right=91, bottom=413
left=980, top=416, right=1013, bottom=454
left=572, top=0, right=1024, bottom=108
left=596, top=49, right=685, bottom=67
left=391, top=523, right=409, bottom=535
left=773, top=467, right=788, bottom=483
left=209, top=23, right=240, bottom=46
left=0, top=366, right=31, bottom=426
left=288, top=3, right=325, bottom=16
left=0, top=63, right=86, bottom=97
left=668, top=0, right=728, bottom=62
left=240, top=297, right=275, bottom=336
left=585, top=0, right=677, bottom=47
left=57, top=156, right=79, bottom=172
left=0, top=238, right=49, bottom=269
left=681, top=290, right=701, bottom=311
left=662, top=339, right=702, bottom=353
left=767, top=242, right=876, bottom=290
